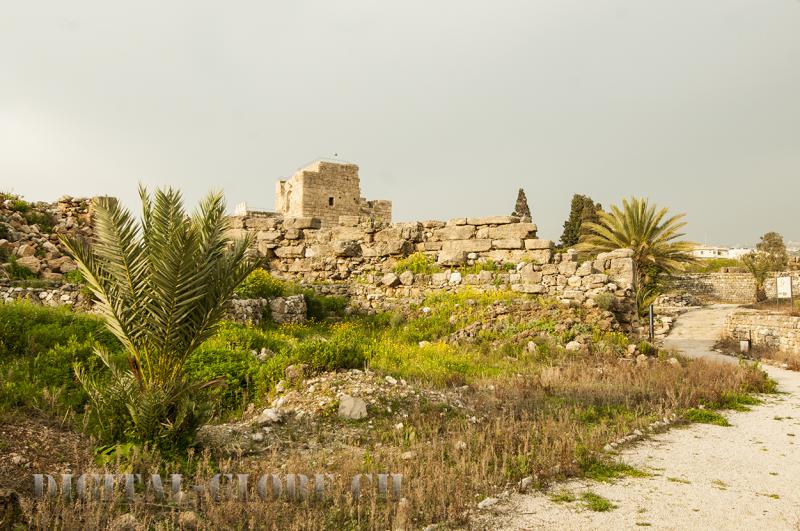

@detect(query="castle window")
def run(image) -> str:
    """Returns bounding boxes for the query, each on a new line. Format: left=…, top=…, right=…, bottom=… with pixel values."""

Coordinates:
left=328, top=197, right=335, bottom=206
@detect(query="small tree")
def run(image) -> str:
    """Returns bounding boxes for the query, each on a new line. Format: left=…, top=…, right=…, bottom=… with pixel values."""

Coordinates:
left=576, top=197, right=696, bottom=314
left=756, top=231, right=788, bottom=271
left=511, top=188, right=532, bottom=222
left=61, top=187, right=257, bottom=452
left=560, top=194, right=601, bottom=248
left=742, top=232, right=789, bottom=302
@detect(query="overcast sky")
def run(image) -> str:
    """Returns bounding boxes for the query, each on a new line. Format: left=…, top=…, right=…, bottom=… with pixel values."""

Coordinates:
left=1, top=1, right=798, bottom=245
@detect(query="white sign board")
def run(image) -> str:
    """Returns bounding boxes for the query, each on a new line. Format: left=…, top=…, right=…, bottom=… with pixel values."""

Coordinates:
left=776, top=276, right=793, bottom=299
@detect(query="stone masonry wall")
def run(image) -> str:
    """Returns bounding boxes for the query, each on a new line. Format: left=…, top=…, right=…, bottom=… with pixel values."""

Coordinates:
left=229, top=209, right=640, bottom=331
left=724, top=309, right=800, bottom=353
left=672, top=272, right=800, bottom=304
left=0, top=196, right=92, bottom=281
left=0, top=282, right=87, bottom=308
left=274, top=161, right=392, bottom=227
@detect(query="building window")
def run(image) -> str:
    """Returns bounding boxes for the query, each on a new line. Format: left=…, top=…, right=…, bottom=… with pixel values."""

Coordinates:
left=328, top=197, right=334, bottom=207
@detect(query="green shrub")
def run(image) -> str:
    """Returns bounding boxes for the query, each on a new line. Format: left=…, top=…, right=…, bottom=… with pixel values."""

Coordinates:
left=23, top=211, right=54, bottom=233
left=684, top=408, right=730, bottom=426
left=0, top=301, right=114, bottom=359
left=0, top=222, right=9, bottom=241
left=235, top=269, right=286, bottom=299
left=185, top=346, right=263, bottom=412
left=393, top=252, right=440, bottom=275
left=302, top=291, right=348, bottom=320
left=5, top=256, right=37, bottom=280
left=593, top=292, right=614, bottom=311
left=8, top=199, right=29, bottom=213
left=64, top=269, right=84, bottom=284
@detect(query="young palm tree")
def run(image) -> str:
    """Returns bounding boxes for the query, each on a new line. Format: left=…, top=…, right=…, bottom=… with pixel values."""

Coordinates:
left=61, top=187, right=257, bottom=449
left=575, top=197, right=696, bottom=296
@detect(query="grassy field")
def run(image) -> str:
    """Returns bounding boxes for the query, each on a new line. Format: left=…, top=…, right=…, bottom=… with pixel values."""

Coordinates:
left=0, top=290, right=775, bottom=530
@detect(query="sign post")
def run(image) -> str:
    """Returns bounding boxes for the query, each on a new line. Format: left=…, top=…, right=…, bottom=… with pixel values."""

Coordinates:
left=776, top=276, right=793, bottom=308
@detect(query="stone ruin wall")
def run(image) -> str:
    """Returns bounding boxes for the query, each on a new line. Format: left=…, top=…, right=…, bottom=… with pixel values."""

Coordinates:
left=274, top=161, right=392, bottom=228
left=229, top=213, right=640, bottom=331
left=671, top=272, right=800, bottom=304
left=724, top=309, right=800, bottom=354
left=0, top=196, right=92, bottom=281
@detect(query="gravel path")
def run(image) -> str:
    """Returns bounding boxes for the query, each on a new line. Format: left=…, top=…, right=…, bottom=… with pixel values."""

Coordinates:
left=480, top=305, right=800, bottom=531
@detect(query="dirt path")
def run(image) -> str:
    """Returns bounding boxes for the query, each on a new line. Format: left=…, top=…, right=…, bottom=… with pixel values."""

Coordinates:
left=480, top=305, right=800, bottom=530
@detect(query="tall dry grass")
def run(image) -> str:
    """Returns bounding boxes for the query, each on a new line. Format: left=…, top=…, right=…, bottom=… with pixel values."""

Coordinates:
left=22, top=354, right=771, bottom=530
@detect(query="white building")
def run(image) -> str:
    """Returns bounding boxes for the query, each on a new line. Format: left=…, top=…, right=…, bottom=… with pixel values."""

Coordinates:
left=691, top=246, right=753, bottom=259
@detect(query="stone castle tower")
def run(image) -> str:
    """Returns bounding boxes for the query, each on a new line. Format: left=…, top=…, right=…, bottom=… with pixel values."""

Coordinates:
left=275, top=160, right=391, bottom=227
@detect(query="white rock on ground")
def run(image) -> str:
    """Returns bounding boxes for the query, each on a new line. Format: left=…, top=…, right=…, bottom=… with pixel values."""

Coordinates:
left=338, top=394, right=368, bottom=420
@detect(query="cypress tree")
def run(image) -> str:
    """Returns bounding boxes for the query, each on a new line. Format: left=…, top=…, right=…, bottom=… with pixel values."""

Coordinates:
left=512, top=188, right=532, bottom=222
left=560, top=194, right=601, bottom=248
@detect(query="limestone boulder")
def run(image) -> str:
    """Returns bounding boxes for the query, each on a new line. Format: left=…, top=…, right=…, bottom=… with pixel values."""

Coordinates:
left=437, top=249, right=467, bottom=266
left=332, top=239, right=361, bottom=257
left=16, top=255, right=41, bottom=274
left=381, top=272, right=401, bottom=287
left=338, top=394, right=368, bottom=420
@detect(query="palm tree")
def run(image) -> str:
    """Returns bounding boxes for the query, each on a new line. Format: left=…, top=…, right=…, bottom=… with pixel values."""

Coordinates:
left=576, top=197, right=696, bottom=299
left=61, top=187, right=257, bottom=450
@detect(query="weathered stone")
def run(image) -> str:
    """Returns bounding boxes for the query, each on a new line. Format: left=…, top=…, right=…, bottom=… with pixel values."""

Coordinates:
left=15, top=244, right=35, bottom=257
left=399, top=270, right=415, bottom=286
left=524, top=239, right=554, bottom=250
left=467, top=216, right=518, bottom=226
left=434, top=225, right=476, bottom=240
left=268, top=295, right=307, bottom=323
left=257, top=408, right=282, bottom=425
left=382, top=272, right=401, bottom=287
left=332, top=239, right=361, bottom=257
left=486, top=223, right=537, bottom=239
left=16, top=255, right=41, bottom=274
left=511, top=284, right=545, bottom=294
left=491, top=239, right=524, bottom=250
left=437, top=249, right=467, bottom=266
left=274, top=245, right=305, bottom=258
left=285, top=364, right=307, bottom=383
left=284, top=228, right=302, bottom=240
left=527, top=249, right=552, bottom=265
left=338, top=394, right=368, bottom=420
left=442, top=239, right=492, bottom=253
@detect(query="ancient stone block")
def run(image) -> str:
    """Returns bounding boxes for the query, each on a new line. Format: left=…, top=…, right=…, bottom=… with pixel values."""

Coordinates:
left=422, top=220, right=446, bottom=229
left=284, top=228, right=302, bottom=240
left=434, top=225, right=476, bottom=240
left=375, top=240, right=413, bottom=256
left=331, top=226, right=367, bottom=241
left=399, top=271, right=415, bottom=286
left=527, top=249, right=552, bottom=265
left=274, top=245, right=305, bottom=258
left=442, top=239, right=492, bottom=253
left=524, top=239, right=554, bottom=250
left=333, top=240, right=361, bottom=257
left=437, top=249, right=467, bottom=266
left=491, top=239, right=524, bottom=250
left=467, top=216, right=519, bottom=226
left=256, top=230, right=282, bottom=241
left=512, top=284, right=545, bottom=294
left=559, top=261, right=578, bottom=276
left=487, top=223, right=537, bottom=239
left=447, top=218, right=468, bottom=226
left=519, top=271, right=543, bottom=283
left=382, top=272, right=401, bottom=287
